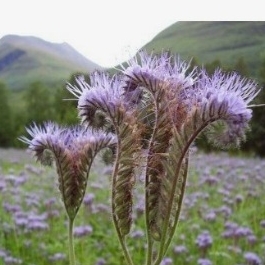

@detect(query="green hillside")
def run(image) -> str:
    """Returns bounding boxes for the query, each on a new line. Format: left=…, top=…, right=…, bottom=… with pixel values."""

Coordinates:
left=2, top=22, right=265, bottom=91
left=0, top=35, right=103, bottom=91
left=143, top=21, right=265, bottom=78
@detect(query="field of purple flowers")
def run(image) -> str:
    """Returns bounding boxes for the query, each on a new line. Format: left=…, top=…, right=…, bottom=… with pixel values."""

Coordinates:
left=0, top=148, right=264, bottom=265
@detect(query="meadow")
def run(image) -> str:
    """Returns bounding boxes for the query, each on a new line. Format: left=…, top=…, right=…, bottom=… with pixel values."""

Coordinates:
left=0, top=148, right=264, bottom=265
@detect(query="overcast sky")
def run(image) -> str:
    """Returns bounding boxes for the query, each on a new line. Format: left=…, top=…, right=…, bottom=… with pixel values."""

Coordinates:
left=1, top=0, right=263, bottom=67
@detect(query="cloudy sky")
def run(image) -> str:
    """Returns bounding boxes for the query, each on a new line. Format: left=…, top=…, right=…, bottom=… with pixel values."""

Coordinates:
left=0, top=0, right=262, bottom=67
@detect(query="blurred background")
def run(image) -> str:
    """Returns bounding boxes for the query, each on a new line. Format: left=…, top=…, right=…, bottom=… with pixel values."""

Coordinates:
left=0, top=2, right=264, bottom=156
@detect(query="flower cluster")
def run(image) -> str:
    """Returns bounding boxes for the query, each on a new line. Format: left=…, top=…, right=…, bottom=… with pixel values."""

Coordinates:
left=19, top=122, right=116, bottom=220
left=20, top=50, right=260, bottom=265
left=66, top=50, right=259, bottom=265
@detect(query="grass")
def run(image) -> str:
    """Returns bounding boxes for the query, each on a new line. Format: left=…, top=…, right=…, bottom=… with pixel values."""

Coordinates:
left=0, top=148, right=264, bottom=265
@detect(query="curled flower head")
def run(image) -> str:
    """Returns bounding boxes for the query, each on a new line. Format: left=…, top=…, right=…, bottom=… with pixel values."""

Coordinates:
left=67, top=72, right=129, bottom=128
left=121, top=50, right=195, bottom=97
left=20, top=121, right=116, bottom=164
left=119, top=52, right=259, bottom=147
left=19, top=122, right=116, bottom=219
left=193, top=69, right=260, bottom=147
left=19, top=121, right=63, bottom=165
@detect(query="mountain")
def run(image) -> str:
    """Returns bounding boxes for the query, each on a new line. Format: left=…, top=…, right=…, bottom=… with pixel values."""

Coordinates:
left=142, top=21, right=265, bottom=78
left=0, top=35, right=103, bottom=90
left=2, top=22, right=265, bottom=91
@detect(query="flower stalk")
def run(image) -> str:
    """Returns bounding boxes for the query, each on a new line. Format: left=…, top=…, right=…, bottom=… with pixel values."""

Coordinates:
left=68, top=217, right=76, bottom=265
left=19, top=123, right=116, bottom=265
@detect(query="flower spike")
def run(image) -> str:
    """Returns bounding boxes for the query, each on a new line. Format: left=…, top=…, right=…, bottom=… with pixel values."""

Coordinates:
left=19, top=122, right=116, bottom=219
left=192, top=69, right=259, bottom=147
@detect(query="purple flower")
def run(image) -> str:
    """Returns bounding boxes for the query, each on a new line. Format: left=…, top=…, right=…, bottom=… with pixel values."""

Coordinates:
left=4, top=256, right=22, bottom=264
left=161, top=257, right=173, bottom=265
left=244, top=252, right=262, bottom=265
left=96, top=258, right=107, bottom=265
left=120, top=51, right=259, bottom=149
left=44, top=197, right=57, bottom=206
left=193, top=69, right=259, bottom=147
left=73, top=225, right=93, bottom=237
left=48, top=253, right=67, bottom=261
left=26, top=213, right=49, bottom=231
left=131, top=229, right=145, bottom=239
left=67, top=72, right=127, bottom=127
left=135, top=201, right=145, bottom=217
left=3, top=203, right=21, bottom=213
left=19, top=122, right=116, bottom=219
left=14, top=216, right=28, bottom=227
left=217, top=205, right=232, bottom=219
left=234, top=226, right=253, bottom=237
left=222, top=221, right=254, bottom=241
left=247, top=234, right=257, bottom=246
left=195, top=230, right=213, bottom=250
left=202, top=175, right=219, bottom=186
left=122, top=50, right=194, bottom=94
left=204, top=211, right=217, bottom=222
left=20, top=122, right=116, bottom=166
left=83, top=193, right=95, bottom=206
left=27, top=220, right=48, bottom=231
left=0, top=180, right=6, bottom=191
left=224, top=221, right=238, bottom=230
left=197, top=258, right=212, bottom=265
left=173, top=245, right=188, bottom=254
left=0, top=249, right=7, bottom=258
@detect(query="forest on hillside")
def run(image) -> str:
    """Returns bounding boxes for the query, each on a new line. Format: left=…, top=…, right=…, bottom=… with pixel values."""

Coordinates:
left=1, top=56, right=265, bottom=156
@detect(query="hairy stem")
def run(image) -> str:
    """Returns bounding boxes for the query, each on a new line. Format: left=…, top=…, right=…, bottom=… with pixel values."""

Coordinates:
left=163, top=155, right=189, bottom=255
left=145, top=240, right=154, bottom=265
left=68, top=217, right=76, bottom=265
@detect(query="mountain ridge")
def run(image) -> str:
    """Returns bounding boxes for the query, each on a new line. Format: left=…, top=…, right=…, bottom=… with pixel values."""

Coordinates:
left=143, top=21, right=265, bottom=78
left=2, top=22, right=265, bottom=91
left=0, top=34, right=103, bottom=90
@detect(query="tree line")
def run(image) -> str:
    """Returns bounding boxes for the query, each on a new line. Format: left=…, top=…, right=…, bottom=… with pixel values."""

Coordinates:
left=1, top=57, right=265, bottom=156
left=0, top=74, right=81, bottom=149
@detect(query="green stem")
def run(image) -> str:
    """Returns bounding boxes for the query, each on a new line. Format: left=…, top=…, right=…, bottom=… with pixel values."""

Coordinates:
left=68, top=217, right=76, bottom=265
left=163, top=156, right=189, bottom=255
left=118, top=235, right=134, bottom=265
left=145, top=239, right=153, bottom=265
